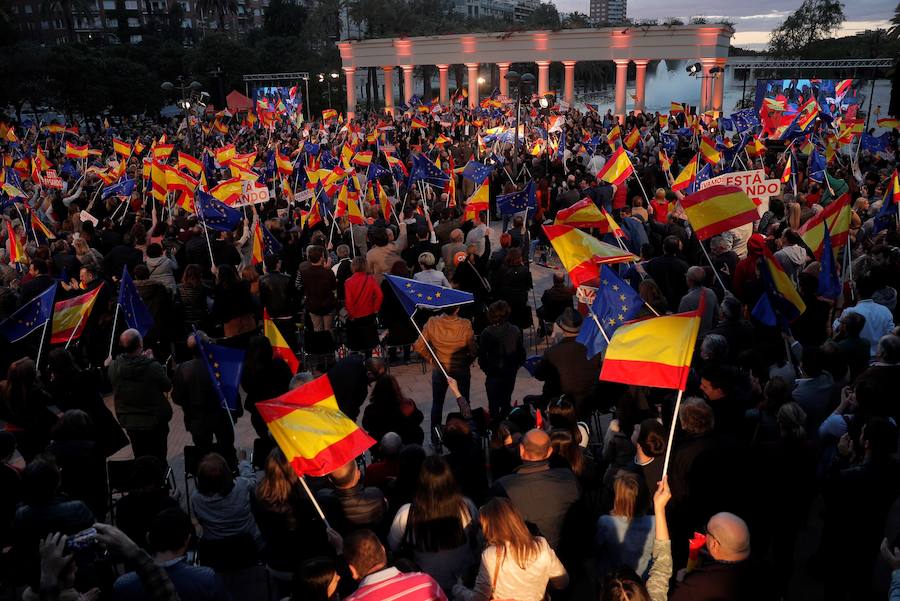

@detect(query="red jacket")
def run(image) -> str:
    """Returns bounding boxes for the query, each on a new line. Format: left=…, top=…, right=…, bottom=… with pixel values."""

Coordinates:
left=344, top=272, right=383, bottom=319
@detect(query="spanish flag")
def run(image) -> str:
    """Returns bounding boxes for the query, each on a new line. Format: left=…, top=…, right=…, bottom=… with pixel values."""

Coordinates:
left=699, top=136, right=721, bottom=165
left=322, top=109, right=338, bottom=120
left=113, top=138, right=132, bottom=158
left=257, top=374, right=375, bottom=476
left=264, top=309, right=298, bottom=374
left=554, top=198, right=604, bottom=229
left=30, top=211, right=56, bottom=240
left=210, top=178, right=243, bottom=205
left=150, top=160, right=168, bottom=202
left=152, top=143, right=175, bottom=161
left=335, top=184, right=364, bottom=225
left=752, top=248, right=806, bottom=325
left=133, top=140, right=146, bottom=156
left=670, top=101, right=685, bottom=115
left=542, top=224, right=637, bottom=287
left=410, top=117, right=428, bottom=129
left=49, top=284, right=103, bottom=345
left=275, top=152, right=293, bottom=177
left=6, top=221, right=23, bottom=264
left=65, top=143, right=88, bottom=160
left=178, top=152, right=203, bottom=177
left=600, top=208, right=625, bottom=238
left=465, top=180, right=490, bottom=212
left=597, top=147, right=634, bottom=186
left=606, top=125, right=621, bottom=150
left=798, top=192, right=851, bottom=258
left=35, top=147, right=51, bottom=172
left=680, top=185, right=759, bottom=241
left=658, top=149, right=672, bottom=172
left=599, top=303, right=702, bottom=391
left=671, top=155, right=699, bottom=192
left=376, top=181, right=392, bottom=221
left=623, top=128, right=641, bottom=151
left=215, top=144, right=236, bottom=165
left=746, top=137, right=766, bottom=158
left=251, top=218, right=265, bottom=265
left=876, top=117, right=899, bottom=129
left=780, top=154, right=793, bottom=184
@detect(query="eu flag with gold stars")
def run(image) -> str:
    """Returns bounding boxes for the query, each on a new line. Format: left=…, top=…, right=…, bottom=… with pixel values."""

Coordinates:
left=576, top=265, right=641, bottom=357
left=385, top=275, right=474, bottom=316
left=193, top=329, right=245, bottom=411
left=0, top=284, right=56, bottom=342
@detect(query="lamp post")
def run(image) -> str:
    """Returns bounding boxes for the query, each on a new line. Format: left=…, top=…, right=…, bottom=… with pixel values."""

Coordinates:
left=504, top=70, right=536, bottom=153
left=319, top=71, right=340, bottom=108
left=301, top=74, right=311, bottom=122
left=161, top=76, right=203, bottom=148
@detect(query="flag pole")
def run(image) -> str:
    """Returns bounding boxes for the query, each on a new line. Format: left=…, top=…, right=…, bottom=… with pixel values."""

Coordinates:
left=697, top=239, right=728, bottom=293
left=64, top=307, right=89, bottom=349
left=107, top=303, right=120, bottom=360
left=661, top=388, right=685, bottom=479
left=35, top=319, right=50, bottom=370
left=586, top=304, right=611, bottom=344
left=299, top=475, right=331, bottom=528
left=409, top=308, right=450, bottom=379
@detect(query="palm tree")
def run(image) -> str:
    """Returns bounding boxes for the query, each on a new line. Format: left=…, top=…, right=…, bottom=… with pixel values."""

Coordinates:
left=888, top=2, right=900, bottom=40
left=195, top=0, right=237, bottom=31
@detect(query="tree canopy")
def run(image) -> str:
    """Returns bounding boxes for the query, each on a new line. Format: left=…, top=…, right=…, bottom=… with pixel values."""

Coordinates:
left=768, top=0, right=846, bottom=57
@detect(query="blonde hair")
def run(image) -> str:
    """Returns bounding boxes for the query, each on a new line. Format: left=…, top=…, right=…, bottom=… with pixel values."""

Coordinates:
left=479, top=498, right=540, bottom=569
left=612, top=472, right=640, bottom=521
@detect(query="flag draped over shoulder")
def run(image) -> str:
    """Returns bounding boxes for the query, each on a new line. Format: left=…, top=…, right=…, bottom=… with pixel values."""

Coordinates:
left=599, top=302, right=703, bottom=391
left=257, top=374, right=375, bottom=477
left=50, top=284, right=103, bottom=344
left=542, top=225, right=637, bottom=287
left=680, top=185, right=759, bottom=240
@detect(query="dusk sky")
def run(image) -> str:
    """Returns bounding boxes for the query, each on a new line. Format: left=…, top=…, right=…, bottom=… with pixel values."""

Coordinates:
left=554, top=0, right=896, bottom=49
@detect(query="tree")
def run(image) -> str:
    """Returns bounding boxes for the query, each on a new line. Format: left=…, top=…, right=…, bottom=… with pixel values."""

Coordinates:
left=889, top=2, right=899, bottom=40
left=263, top=0, right=307, bottom=37
left=527, top=3, right=559, bottom=28
left=768, top=0, right=845, bottom=57
left=561, top=11, right=590, bottom=29
left=194, top=0, right=237, bottom=31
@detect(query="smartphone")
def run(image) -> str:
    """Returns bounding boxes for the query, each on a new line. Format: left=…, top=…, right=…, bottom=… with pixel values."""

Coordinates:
left=66, top=528, right=98, bottom=552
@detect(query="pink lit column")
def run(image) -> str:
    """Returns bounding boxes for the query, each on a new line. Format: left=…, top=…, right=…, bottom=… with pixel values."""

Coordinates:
left=614, top=59, right=629, bottom=123
left=700, top=59, right=716, bottom=112
left=562, top=61, right=576, bottom=105
left=536, top=60, right=550, bottom=96
left=437, top=64, right=450, bottom=106
left=382, top=66, right=394, bottom=115
left=712, top=59, right=727, bottom=114
left=633, top=59, right=648, bottom=113
left=343, top=67, right=356, bottom=119
left=498, top=62, right=510, bottom=97
left=466, top=63, right=479, bottom=109
left=401, top=64, right=414, bottom=104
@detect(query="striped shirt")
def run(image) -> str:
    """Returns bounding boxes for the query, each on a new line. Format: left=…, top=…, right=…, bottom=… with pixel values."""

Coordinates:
left=346, top=567, right=447, bottom=601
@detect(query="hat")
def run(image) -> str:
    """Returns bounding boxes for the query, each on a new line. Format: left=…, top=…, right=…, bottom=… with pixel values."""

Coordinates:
left=454, top=251, right=467, bottom=266
left=556, top=307, right=583, bottom=334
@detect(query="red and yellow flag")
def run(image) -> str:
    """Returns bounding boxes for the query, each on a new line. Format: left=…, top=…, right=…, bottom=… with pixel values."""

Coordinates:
left=554, top=198, right=605, bottom=229
left=680, top=185, right=759, bottom=240
left=65, top=143, right=88, bottom=160
left=322, top=109, right=338, bottom=121
left=30, top=211, right=56, bottom=240
left=599, top=303, right=703, bottom=390
left=798, top=192, right=851, bottom=258
left=623, top=128, right=641, bottom=151
left=275, top=152, right=293, bottom=177
left=150, top=160, right=168, bottom=202
left=251, top=218, right=265, bottom=265
left=113, top=138, right=132, bottom=158
left=177, top=152, right=203, bottom=177
left=876, top=117, right=899, bottom=130
left=152, top=143, right=175, bottom=161
left=210, top=178, right=243, bottom=205
left=264, top=309, right=299, bottom=374
left=699, top=136, right=721, bottom=165
left=49, top=284, right=103, bottom=345
left=671, top=155, right=698, bottom=192
left=781, top=154, right=793, bottom=184
left=376, top=181, right=392, bottom=221
left=597, top=147, right=634, bottom=186
left=542, top=224, right=637, bottom=287
left=257, top=374, right=375, bottom=476
left=6, top=221, right=23, bottom=264
left=658, top=149, right=672, bottom=172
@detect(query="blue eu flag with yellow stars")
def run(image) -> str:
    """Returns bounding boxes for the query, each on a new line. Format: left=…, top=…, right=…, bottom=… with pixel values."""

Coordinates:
left=193, top=328, right=245, bottom=411
left=497, top=181, right=536, bottom=215
left=0, top=284, right=56, bottom=342
left=118, top=267, right=154, bottom=337
left=385, top=275, right=474, bottom=316
left=576, top=265, right=642, bottom=357
left=195, top=190, right=241, bottom=233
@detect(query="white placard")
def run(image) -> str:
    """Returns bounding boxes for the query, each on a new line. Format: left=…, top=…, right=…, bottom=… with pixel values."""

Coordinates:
left=699, top=169, right=782, bottom=215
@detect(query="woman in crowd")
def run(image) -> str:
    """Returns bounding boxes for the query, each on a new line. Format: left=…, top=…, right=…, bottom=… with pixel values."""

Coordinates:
left=191, top=452, right=262, bottom=553
left=596, top=472, right=656, bottom=579
left=477, top=300, right=526, bottom=420
left=177, top=263, right=210, bottom=333
left=387, top=455, right=480, bottom=592
left=492, top=248, right=534, bottom=332
left=361, top=374, right=424, bottom=446
left=291, top=556, right=340, bottom=601
left=452, top=497, right=569, bottom=601
left=343, top=256, right=383, bottom=353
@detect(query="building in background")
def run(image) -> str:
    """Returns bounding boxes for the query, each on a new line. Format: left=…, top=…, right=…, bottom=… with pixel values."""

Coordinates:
left=451, top=0, right=539, bottom=22
left=589, top=0, right=626, bottom=25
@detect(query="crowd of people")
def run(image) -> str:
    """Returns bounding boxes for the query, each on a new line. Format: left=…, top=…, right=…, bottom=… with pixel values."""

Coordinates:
left=0, top=87, right=899, bottom=601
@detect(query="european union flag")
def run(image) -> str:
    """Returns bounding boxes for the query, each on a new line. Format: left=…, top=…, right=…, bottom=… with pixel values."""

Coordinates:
left=808, top=147, right=826, bottom=183
left=719, top=117, right=734, bottom=132
left=860, top=133, right=890, bottom=154
left=102, top=178, right=135, bottom=200
left=5, top=168, right=23, bottom=190
left=408, top=153, right=449, bottom=187
left=461, top=160, right=494, bottom=183
left=60, top=160, right=80, bottom=179
left=688, top=164, right=714, bottom=194
left=118, top=267, right=154, bottom=337
left=195, top=189, right=241, bottom=232
left=576, top=265, right=642, bottom=356
left=817, top=223, right=841, bottom=300
left=385, top=275, right=474, bottom=316
left=202, top=151, right=218, bottom=184
left=497, top=180, right=536, bottom=215
left=730, top=109, right=760, bottom=133
left=366, top=161, right=390, bottom=182
left=661, top=133, right=678, bottom=154
left=0, top=284, right=55, bottom=342
left=193, top=329, right=245, bottom=411
left=264, top=150, right=276, bottom=180
left=557, top=132, right=566, bottom=161
left=261, top=222, right=283, bottom=257
left=319, top=149, right=337, bottom=170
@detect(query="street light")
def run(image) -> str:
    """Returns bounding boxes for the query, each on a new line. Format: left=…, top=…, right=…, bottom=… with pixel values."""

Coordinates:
left=301, top=74, right=311, bottom=122
left=504, top=70, right=535, bottom=152
left=319, top=72, right=340, bottom=108
left=686, top=63, right=724, bottom=114
left=477, top=77, right=485, bottom=85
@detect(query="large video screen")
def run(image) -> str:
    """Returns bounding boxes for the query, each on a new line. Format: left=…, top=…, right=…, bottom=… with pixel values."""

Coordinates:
left=754, top=78, right=864, bottom=113
left=253, top=86, right=302, bottom=109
